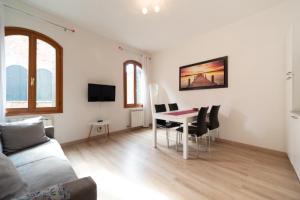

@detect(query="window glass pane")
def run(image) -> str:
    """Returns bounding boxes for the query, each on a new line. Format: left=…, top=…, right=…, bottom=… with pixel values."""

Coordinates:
left=5, top=35, right=29, bottom=109
left=136, top=66, right=142, bottom=105
left=126, top=63, right=134, bottom=104
left=36, top=39, right=56, bottom=108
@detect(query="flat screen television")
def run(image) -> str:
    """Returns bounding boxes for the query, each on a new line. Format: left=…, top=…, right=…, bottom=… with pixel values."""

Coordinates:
left=88, top=83, right=116, bottom=102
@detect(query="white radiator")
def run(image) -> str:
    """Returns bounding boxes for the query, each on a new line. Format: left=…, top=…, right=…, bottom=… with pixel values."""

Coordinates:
left=130, top=109, right=144, bottom=128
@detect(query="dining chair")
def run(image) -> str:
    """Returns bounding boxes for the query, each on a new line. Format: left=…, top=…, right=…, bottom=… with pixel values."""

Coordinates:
left=192, top=105, right=221, bottom=142
left=168, top=103, right=179, bottom=111
left=208, top=105, right=221, bottom=139
left=168, top=102, right=183, bottom=132
left=154, top=104, right=180, bottom=147
left=176, top=107, right=209, bottom=154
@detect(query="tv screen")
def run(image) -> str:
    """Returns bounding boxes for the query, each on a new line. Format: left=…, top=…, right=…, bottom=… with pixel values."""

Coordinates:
left=88, top=84, right=116, bottom=102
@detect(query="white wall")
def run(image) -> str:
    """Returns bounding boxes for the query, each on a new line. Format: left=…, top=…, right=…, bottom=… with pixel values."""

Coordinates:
left=3, top=1, right=146, bottom=143
left=151, top=1, right=299, bottom=152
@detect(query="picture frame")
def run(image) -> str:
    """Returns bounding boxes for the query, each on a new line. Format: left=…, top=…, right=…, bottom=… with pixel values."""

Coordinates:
left=179, top=56, right=228, bottom=91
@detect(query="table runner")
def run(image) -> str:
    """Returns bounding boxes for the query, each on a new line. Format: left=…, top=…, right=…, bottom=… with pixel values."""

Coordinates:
left=166, top=109, right=198, bottom=116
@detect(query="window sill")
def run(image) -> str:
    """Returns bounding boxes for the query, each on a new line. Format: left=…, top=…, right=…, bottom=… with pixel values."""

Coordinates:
left=124, top=104, right=143, bottom=109
left=129, top=108, right=144, bottom=111
left=6, top=110, right=63, bottom=117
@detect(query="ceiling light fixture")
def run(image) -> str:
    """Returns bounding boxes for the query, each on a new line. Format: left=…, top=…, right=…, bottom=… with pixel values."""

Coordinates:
left=141, top=0, right=161, bottom=15
left=142, top=7, right=148, bottom=15
left=154, top=5, right=160, bottom=13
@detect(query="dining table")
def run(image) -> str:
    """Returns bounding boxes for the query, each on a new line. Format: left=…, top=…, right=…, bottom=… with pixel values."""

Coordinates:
left=152, top=109, right=199, bottom=159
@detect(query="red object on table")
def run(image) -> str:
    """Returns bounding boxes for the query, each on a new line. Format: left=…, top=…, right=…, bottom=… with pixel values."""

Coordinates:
left=166, top=109, right=198, bottom=116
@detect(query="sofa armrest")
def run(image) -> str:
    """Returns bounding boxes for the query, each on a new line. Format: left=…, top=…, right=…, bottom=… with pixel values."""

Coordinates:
left=63, top=177, right=97, bottom=200
left=15, top=183, right=69, bottom=200
left=45, top=126, right=55, bottom=138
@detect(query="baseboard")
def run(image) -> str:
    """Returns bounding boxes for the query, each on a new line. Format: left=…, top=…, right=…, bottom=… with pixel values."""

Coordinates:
left=61, top=128, right=287, bottom=158
left=61, top=126, right=145, bottom=147
left=216, top=138, right=287, bottom=158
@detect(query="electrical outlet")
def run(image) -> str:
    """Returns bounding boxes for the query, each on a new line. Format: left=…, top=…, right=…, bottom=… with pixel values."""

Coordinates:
left=96, top=127, right=102, bottom=132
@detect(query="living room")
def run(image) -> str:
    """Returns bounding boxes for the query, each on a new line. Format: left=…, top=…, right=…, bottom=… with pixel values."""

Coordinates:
left=0, top=0, right=300, bottom=199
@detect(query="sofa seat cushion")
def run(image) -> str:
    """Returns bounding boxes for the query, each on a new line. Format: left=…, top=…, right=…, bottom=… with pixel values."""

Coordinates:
left=16, top=156, right=77, bottom=193
left=9, top=139, right=66, bottom=168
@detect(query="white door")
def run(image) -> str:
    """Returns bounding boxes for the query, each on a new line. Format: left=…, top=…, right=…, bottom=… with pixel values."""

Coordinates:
left=288, top=114, right=300, bottom=180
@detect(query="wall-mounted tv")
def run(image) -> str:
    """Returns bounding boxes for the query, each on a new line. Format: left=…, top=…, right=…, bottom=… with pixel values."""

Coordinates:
left=88, top=83, right=116, bottom=102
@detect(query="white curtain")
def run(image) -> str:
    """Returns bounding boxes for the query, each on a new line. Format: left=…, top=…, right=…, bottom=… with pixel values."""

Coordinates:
left=141, top=55, right=151, bottom=127
left=149, top=83, right=159, bottom=115
left=0, top=3, right=6, bottom=122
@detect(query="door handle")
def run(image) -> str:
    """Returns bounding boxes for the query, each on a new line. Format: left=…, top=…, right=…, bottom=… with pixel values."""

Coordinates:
left=287, top=76, right=292, bottom=80
left=30, top=77, right=35, bottom=87
left=291, top=116, right=298, bottom=119
left=286, top=72, right=293, bottom=75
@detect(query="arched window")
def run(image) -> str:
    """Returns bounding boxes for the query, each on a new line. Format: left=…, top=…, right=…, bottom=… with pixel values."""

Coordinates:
left=5, top=27, right=63, bottom=116
left=123, top=60, right=143, bottom=108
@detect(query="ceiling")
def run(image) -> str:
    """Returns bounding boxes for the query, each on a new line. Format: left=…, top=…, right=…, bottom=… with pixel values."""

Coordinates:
left=20, top=0, right=285, bottom=53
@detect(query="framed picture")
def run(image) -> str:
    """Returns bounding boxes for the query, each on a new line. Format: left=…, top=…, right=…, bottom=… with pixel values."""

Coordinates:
left=179, top=56, right=228, bottom=91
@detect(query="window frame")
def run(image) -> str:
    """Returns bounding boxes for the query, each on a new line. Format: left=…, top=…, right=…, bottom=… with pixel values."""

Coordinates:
left=5, top=27, right=63, bottom=116
left=123, top=60, right=143, bottom=108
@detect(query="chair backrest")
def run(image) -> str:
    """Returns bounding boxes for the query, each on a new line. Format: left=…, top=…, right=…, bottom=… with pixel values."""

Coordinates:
left=168, top=103, right=179, bottom=111
left=154, top=104, right=167, bottom=113
left=196, top=107, right=209, bottom=136
left=209, top=105, right=220, bottom=130
left=154, top=104, right=167, bottom=126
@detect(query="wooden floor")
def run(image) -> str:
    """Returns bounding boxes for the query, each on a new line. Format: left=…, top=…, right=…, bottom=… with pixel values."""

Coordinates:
left=63, top=128, right=300, bottom=200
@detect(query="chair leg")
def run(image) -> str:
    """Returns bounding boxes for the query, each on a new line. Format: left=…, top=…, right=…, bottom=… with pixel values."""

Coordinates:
left=208, top=131, right=211, bottom=152
left=196, top=137, right=200, bottom=156
left=204, top=135, right=208, bottom=152
left=176, top=131, right=179, bottom=151
left=211, top=130, right=216, bottom=142
left=166, top=129, right=170, bottom=148
left=180, top=132, right=182, bottom=143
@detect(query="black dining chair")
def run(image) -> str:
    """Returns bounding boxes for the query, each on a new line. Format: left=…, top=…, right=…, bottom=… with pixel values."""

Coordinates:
left=208, top=105, right=221, bottom=139
left=168, top=103, right=179, bottom=111
left=192, top=105, right=221, bottom=142
left=176, top=107, right=209, bottom=154
left=168, top=103, right=183, bottom=127
left=154, top=104, right=181, bottom=147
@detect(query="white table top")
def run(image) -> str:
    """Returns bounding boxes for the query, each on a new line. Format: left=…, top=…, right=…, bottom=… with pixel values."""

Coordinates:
left=89, top=120, right=110, bottom=126
left=153, top=110, right=198, bottom=123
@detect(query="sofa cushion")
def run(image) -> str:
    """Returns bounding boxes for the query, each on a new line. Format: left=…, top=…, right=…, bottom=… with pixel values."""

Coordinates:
left=16, top=156, right=77, bottom=193
left=9, top=139, right=66, bottom=168
left=0, top=116, right=43, bottom=134
left=0, top=152, right=27, bottom=200
left=1, top=122, right=49, bottom=155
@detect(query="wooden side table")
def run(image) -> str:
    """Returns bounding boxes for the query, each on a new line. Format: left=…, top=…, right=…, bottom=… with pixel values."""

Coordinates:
left=88, top=120, right=110, bottom=138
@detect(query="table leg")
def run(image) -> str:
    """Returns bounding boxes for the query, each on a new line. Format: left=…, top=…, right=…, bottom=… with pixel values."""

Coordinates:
left=153, top=117, right=157, bottom=148
left=183, top=120, right=189, bottom=159
left=107, top=124, right=110, bottom=136
left=88, top=125, right=93, bottom=138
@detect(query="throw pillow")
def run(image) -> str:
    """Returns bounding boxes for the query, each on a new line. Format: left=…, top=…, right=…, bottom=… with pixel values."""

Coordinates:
left=0, top=152, right=27, bottom=199
left=1, top=122, right=49, bottom=155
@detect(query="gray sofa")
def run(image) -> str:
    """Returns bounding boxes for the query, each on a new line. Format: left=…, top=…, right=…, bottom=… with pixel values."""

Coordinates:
left=0, top=125, right=97, bottom=200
